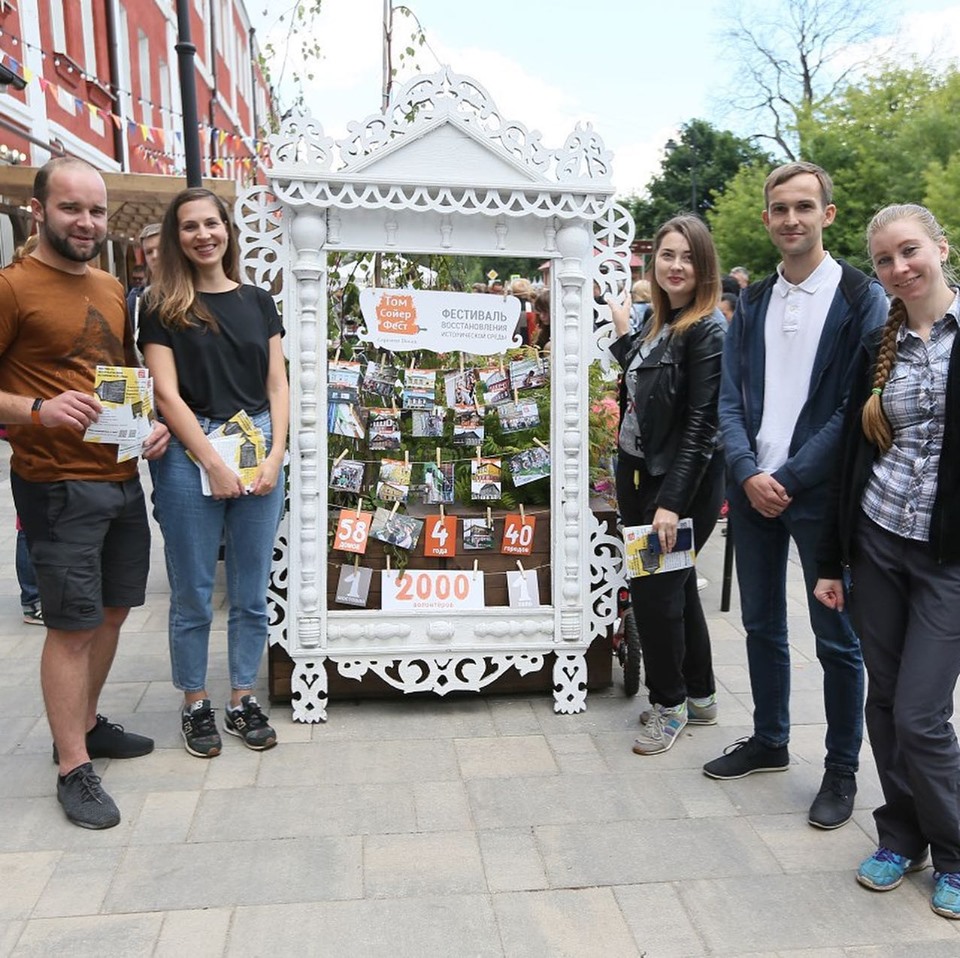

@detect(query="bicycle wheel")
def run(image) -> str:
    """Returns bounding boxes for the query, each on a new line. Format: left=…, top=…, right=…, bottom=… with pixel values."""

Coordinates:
left=621, top=606, right=642, bottom=696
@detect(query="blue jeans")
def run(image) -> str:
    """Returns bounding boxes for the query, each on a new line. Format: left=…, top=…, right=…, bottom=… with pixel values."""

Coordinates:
left=16, top=527, right=39, bottom=608
left=153, top=411, right=284, bottom=693
left=729, top=485, right=863, bottom=772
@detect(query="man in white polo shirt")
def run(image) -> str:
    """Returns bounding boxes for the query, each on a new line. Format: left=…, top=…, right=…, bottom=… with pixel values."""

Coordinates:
left=704, top=162, right=888, bottom=829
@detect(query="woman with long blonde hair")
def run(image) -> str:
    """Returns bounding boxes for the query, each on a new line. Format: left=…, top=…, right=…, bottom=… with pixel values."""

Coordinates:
left=815, top=204, right=960, bottom=918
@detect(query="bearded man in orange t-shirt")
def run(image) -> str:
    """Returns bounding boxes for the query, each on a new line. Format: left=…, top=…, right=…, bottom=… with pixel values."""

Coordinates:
left=0, top=158, right=169, bottom=829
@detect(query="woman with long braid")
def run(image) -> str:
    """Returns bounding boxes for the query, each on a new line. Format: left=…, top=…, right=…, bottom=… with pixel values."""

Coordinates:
left=814, top=204, right=960, bottom=919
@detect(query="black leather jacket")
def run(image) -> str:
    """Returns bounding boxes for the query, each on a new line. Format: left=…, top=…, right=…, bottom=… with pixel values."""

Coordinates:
left=611, top=308, right=727, bottom=514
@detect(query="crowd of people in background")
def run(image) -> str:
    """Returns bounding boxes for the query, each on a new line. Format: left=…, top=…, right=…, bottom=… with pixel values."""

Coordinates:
left=3, top=152, right=960, bottom=925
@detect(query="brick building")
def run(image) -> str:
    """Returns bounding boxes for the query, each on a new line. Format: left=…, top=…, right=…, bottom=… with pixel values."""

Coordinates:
left=0, top=0, right=276, bottom=264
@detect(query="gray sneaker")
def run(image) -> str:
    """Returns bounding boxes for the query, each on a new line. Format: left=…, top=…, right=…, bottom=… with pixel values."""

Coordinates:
left=181, top=699, right=222, bottom=758
left=640, top=694, right=717, bottom=726
left=633, top=703, right=688, bottom=755
left=224, top=695, right=277, bottom=751
left=57, top=762, right=120, bottom=829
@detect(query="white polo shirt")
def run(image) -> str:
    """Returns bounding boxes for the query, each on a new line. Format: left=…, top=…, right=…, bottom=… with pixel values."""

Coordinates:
left=755, top=253, right=842, bottom=473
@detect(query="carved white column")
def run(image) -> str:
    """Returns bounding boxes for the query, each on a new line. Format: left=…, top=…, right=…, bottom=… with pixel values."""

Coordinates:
left=289, top=209, right=327, bottom=648
left=554, top=221, right=590, bottom=644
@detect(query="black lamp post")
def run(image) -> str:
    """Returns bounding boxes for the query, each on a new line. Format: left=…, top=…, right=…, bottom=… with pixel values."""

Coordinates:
left=175, top=0, right=202, bottom=187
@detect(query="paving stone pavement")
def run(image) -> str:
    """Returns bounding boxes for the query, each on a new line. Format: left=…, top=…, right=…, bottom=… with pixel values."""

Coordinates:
left=4, top=448, right=960, bottom=957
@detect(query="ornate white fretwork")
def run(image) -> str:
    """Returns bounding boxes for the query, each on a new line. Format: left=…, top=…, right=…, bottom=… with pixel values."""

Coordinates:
left=553, top=653, right=588, bottom=714
left=246, top=68, right=628, bottom=720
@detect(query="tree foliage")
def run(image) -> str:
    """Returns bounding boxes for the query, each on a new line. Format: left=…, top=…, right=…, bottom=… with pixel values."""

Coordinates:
left=709, top=63, right=960, bottom=275
left=721, top=0, right=887, bottom=159
left=620, top=119, right=771, bottom=239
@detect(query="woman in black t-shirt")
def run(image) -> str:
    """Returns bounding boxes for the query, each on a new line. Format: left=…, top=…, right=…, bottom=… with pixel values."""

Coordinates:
left=140, top=187, right=288, bottom=759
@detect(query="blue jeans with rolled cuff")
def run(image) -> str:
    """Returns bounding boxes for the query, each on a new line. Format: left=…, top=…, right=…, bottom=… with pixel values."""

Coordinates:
left=152, top=410, right=284, bottom=693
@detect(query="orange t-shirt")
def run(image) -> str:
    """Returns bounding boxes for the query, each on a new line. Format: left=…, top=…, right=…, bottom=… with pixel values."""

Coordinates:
left=0, top=256, right=138, bottom=482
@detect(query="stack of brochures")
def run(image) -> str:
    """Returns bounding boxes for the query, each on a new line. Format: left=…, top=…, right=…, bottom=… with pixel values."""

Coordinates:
left=83, top=365, right=156, bottom=462
left=187, top=410, right=267, bottom=495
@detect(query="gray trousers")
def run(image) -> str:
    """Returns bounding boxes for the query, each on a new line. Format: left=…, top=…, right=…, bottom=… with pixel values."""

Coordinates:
left=850, top=514, right=960, bottom=873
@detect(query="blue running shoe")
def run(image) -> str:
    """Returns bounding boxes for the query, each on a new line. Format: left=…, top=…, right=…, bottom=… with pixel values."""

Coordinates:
left=857, top=847, right=927, bottom=891
left=932, top=872, right=960, bottom=919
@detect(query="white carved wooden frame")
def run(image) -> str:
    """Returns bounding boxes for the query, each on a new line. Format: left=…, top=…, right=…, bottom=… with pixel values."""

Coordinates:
left=237, top=68, right=632, bottom=721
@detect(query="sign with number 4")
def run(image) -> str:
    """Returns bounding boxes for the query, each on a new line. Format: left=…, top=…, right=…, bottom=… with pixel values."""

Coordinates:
left=501, top=514, right=536, bottom=556
left=423, top=515, right=458, bottom=557
left=334, top=509, right=373, bottom=554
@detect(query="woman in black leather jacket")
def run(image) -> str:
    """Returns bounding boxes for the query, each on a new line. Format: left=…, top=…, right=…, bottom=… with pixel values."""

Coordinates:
left=608, top=214, right=727, bottom=756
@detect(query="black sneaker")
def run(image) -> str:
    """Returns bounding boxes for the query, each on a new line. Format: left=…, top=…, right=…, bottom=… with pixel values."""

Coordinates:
left=52, top=714, right=155, bottom=765
left=22, top=602, right=43, bottom=626
left=181, top=699, right=222, bottom=758
left=808, top=769, right=857, bottom=829
left=57, top=762, right=121, bottom=829
left=224, top=695, right=277, bottom=751
left=703, top=736, right=790, bottom=779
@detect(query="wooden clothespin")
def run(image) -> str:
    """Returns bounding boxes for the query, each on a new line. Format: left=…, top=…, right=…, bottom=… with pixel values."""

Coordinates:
left=486, top=506, right=492, bottom=527
left=356, top=498, right=363, bottom=517
left=436, top=448, right=442, bottom=468
left=520, top=503, right=526, bottom=523
left=439, top=503, right=445, bottom=521
left=334, top=448, right=348, bottom=465
left=333, top=347, right=341, bottom=365
left=404, top=449, right=409, bottom=465
left=533, top=438, right=548, bottom=451
left=473, top=558, right=479, bottom=580
left=516, top=559, right=526, bottom=576
left=390, top=501, right=400, bottom=516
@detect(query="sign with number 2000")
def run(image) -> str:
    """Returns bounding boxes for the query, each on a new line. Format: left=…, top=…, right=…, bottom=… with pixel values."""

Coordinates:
left=381, top=570, right=485, bottom=611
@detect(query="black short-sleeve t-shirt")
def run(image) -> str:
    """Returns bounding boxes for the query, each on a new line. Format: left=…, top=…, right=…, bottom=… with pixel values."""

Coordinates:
left=139, top=285, right=283, bottom=420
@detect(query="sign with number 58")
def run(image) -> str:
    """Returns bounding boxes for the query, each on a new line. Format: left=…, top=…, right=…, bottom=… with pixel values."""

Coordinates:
left=334, top=509, right=373, bottom=554
left=381, top=569, right=485, bottom=611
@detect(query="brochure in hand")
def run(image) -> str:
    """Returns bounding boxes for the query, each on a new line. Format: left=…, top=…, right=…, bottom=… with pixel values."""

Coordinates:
left=83, top=365, right=156, bottom=462
left=186, top=410, right=267, bottom=496
left=622, top=517, right=696, bottom=577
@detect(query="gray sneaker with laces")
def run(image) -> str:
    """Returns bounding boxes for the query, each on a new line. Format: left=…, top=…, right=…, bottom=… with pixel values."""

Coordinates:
left=633, top=703, right=688, bottom=755
left=57, top=762, right=120, bottom=829
left=181, top=699, right=222, bottom=758
left=224, top=695, right=277, bottom=750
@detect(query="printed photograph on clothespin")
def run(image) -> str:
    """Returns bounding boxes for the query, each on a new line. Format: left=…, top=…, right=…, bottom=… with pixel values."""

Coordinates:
left=453, top=405, right=485, bottom=446
left=471, top=456, right=502, bottom=500
left=402, top=367, right=438, bottom=410
left=510, top=445, right=551, bottom=486
left=335, top=563, right=373, bottom=607
left=328, top=401, right=366, bottom=440
left=370, top=507, right=424, bottom=550
left=497, top=399, right=540, bottom=434
left=362, top=360, right=400, bottom=401
left=479, top=366, right=511, bottom=407
left=329, top=456, right=365, bottom=494
left=418, top=460, right=454, bottom=505
left=411, top=407, right=446, bottom=438
left=366, top=407, right=402, bottom=450
left=376, top=458, right=412, bottom=502
left=509, top=355, right=547, bottom=391
left=327, top=359, right=362, bottom=405
left=462, top=516, right=495, bottom=550
left=444, top=367, right=479, bottom=408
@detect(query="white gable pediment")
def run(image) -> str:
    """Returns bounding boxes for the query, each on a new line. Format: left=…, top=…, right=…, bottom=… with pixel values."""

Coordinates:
left=347, top=116, right=543, bottom=189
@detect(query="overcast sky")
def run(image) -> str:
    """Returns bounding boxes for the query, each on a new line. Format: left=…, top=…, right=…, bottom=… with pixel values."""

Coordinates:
left=249, top=0, right=960, bottom=196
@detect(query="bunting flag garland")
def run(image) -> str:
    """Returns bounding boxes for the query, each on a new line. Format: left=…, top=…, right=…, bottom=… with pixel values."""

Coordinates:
left=0, top=48, right=272, bottom=173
